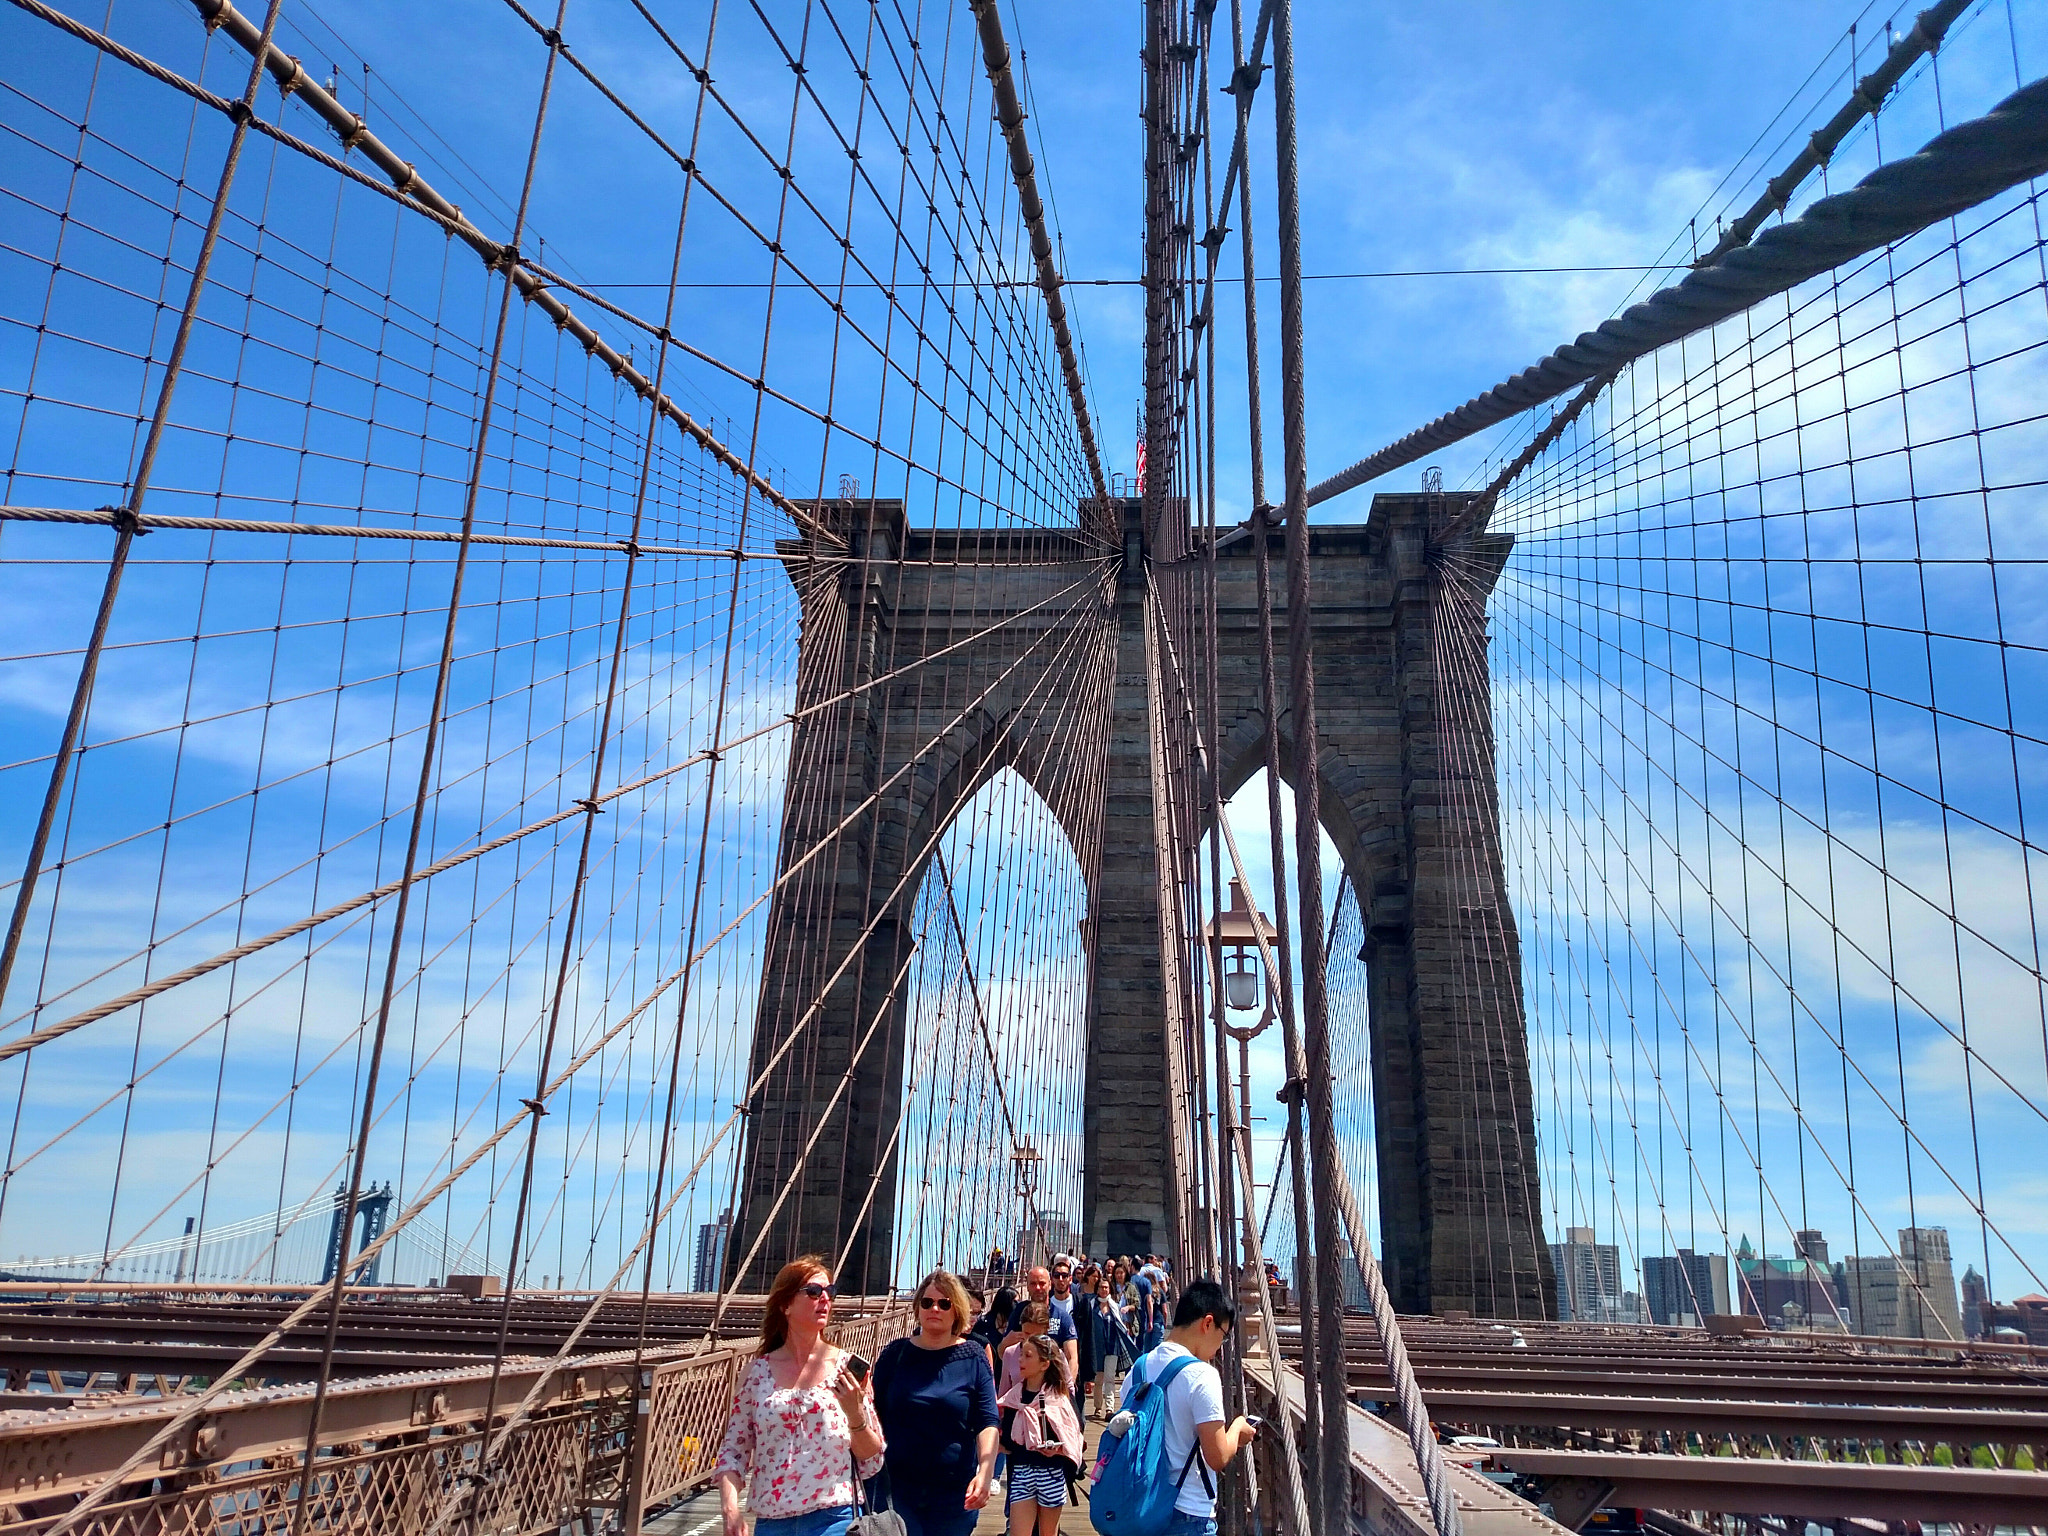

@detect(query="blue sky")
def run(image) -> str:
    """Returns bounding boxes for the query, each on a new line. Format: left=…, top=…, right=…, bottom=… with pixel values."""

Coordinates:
left=196, top=0, right=2014, bottom=506
left=3, top=0, right=2044, bottom=1311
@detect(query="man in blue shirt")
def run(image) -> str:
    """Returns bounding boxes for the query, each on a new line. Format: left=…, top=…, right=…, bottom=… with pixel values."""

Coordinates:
left=1010, top=1264, right=1078, bottom=1384
left=1048, top=1256, right=1078, bottom=1330
left=1133, top=1268, right=1161, bottom=1351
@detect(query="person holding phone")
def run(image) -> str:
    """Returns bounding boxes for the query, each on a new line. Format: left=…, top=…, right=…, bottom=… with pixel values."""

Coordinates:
left=1127, top=1278, right=1258, bottom=1536
left=996, top=1333, right=1083, bottom=1536
left=714, top=1257, right=883, bottom=1536
left=871, top=1268, right=999, bottom=1536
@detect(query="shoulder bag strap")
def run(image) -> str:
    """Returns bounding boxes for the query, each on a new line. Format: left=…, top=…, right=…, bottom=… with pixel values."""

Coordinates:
left=848, top=1451, right=869, bottom=1515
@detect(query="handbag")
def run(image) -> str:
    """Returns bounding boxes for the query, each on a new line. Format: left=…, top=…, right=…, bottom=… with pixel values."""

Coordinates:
left=847, top=1454, right=907, bottom=1536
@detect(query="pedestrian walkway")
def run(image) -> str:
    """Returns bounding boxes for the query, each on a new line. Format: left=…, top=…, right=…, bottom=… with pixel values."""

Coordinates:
left=973, top=1414, right=1107, bottom=1535
left=642, top=1417, right=1109, bottom=1535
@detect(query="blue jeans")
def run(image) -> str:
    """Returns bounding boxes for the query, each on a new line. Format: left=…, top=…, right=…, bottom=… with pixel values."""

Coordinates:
left=754, top=1505, right=856, bottom=1536
left=893, top=1491, right=979, bottom=1536
left=1163, top=1513, right=1218, bottom=1536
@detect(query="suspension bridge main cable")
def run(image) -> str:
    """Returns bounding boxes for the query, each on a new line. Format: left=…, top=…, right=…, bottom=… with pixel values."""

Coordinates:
left=1308, top=70, right=2048, bottom=504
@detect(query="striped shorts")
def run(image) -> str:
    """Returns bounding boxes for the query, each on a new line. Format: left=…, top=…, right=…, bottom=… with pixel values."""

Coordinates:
left=1005, top=1462, right=1068, bottom=1509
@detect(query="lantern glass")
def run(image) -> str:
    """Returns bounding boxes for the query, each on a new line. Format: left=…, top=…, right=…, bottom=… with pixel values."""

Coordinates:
left=1225, top=962, right=1259, bottom=1011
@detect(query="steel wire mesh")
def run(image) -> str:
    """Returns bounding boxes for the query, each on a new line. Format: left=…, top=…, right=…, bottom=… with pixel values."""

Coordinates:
left=1465, top=2, right=2048, bottom=1328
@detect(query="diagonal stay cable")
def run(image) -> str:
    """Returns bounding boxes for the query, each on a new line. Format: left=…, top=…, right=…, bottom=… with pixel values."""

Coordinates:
left=1438, top=548, right=2035, bottom=1318
left=0, top=562, right=1111, bottom=1059
left=0, top=0, right=832, bottom=546
left=25, top=644, right=1103, bottom=1536
left=435, top=602, right=1122, bottom=1498
left=0, top=503, right=1030, bottom=564
left=929, top=844, right=1059, bottom=1265
left=1142, top=564, right=1464, bottom=1521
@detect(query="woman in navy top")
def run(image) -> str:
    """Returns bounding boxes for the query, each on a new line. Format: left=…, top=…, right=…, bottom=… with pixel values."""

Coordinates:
left=871, top=1268, right=999, bottom=1536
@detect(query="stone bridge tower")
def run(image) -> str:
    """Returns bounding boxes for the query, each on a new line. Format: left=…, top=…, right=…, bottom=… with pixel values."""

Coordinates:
left=734, top=491, right=1553, bottom=1318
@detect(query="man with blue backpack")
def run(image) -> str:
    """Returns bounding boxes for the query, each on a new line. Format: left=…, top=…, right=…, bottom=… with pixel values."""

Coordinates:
left=1087, top=1279, right=1257, bottom=1536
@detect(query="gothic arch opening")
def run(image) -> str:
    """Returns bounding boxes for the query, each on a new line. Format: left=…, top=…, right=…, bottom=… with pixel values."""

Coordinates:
left=1203, top=769, right=1377, bottom=1299
left=890, top=766, right=1092, bottom=1287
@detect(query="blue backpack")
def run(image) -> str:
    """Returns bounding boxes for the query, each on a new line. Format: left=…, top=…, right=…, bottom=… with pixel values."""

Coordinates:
left=1088, top=1352, right=1212, bottom=1536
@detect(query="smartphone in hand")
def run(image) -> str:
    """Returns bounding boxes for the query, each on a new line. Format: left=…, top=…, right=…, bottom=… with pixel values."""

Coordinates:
left=845, top=1352, right=872, bottom=1386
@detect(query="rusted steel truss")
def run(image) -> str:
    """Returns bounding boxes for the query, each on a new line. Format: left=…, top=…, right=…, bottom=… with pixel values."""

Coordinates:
left=0, top=1293, right=822, bottom=1385
left=1249, top=1315, right=2048, bottom=1529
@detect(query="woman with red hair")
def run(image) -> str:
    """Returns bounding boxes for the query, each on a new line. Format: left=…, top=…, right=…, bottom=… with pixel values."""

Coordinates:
left=714, top=1257, right=884, bottom=1536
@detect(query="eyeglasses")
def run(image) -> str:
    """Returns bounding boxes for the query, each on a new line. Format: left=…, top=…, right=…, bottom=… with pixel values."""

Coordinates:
left=799, top=1282, right=836, bottom=1299
left=916, top=1295, right=954, bottom=1311
left=1053, top=1269, right=1071, bottom=1278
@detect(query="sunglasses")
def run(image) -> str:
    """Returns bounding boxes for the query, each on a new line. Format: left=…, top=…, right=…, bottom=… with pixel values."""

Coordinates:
left=916, top=1295, right=954, bottom=1311
left=800, top=1282, right=836, bottom=1299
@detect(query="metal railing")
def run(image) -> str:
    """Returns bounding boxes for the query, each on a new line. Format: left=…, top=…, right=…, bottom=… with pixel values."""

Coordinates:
left=0, top=1306, right=910, bottom=1534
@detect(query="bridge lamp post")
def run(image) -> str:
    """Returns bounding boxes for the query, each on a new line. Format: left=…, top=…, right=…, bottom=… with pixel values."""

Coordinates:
left=1203, top=879, right=1277, bottom=1264
left=1011, top=1136, right=1042, bottom=1269
left=1204, top=877, right=1277, bottom=1029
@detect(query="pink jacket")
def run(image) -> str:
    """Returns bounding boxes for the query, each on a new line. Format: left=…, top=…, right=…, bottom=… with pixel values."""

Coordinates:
left=996, top=1378, right=1085, bottom=1472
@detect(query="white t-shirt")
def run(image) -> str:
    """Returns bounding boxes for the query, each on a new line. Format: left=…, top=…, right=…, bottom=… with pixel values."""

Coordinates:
left=1134, top=1340, right=1224, bottom=1516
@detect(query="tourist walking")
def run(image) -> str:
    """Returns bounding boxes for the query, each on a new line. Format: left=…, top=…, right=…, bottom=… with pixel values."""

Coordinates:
left=872, top=1268, right=998, bottom=1536
left=1124, top=1279, right=1257, bottom=1536
left=1131, top=1264, right=1162, bottom=1353
left=1017, top=1265, right=1078, bottom=1383
left=1083, top=1268, right=1134, bottom=1419
left=1071, top=1261, right=1098, bottom=1419
left=997, top=1300, right=1053, bottom=1395
left=997, top=1334, right=1084, bottom=1536
left=1048, top=1257, right=1078, bottom=1331
left=715, top=1258, right=884, bottom=1536
left=972, top=1283, right=1015, bottom=1371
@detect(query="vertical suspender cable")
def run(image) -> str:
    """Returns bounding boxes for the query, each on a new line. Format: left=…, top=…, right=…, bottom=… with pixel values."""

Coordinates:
left=1263, top=0, right=1350, bottom=1520
left=1224, top=0, right=1321, bottom=1501
left=295, top=12, right=576, bottom=1528
left=0, top=0, right=293, bottom=1018
left=1266, top=3, right=1463, bottom=1531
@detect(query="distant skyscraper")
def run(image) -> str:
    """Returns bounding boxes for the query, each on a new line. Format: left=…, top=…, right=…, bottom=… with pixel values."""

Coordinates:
left=1838, top=1254, right=1903, bottom=1334
left=1290, top=1238, right=1371, bottom=1311
left=693, top=1209, right=731, bottom=1293
left=1549, top=1226, right=1622, bottom=1322
left=1960, top=1265, right=1989, bottom=1339
left=1838, top=1228, right=1965, bottom=1341
left=1898, top=1227, right=1964, bottom=1341
left=1016, top=1209, right=1078, bottom=1269
left=1643, top=1248, right=1728, bottom=1325
left=1734, top=1233, right=1843, bottom=1328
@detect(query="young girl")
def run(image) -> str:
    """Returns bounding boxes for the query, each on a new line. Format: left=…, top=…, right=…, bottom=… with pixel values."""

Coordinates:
left=997, top=1299, right=1052, bottom=1396
left=996, top=1334, right=1085, bottom=1536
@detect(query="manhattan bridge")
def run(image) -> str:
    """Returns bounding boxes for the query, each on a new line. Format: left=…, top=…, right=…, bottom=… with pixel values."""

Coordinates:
left=1, top=0, right=2046, bottom=1531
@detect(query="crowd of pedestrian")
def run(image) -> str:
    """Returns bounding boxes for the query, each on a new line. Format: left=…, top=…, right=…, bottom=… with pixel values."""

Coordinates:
left=714, top=1251, right=1252, bottom=1536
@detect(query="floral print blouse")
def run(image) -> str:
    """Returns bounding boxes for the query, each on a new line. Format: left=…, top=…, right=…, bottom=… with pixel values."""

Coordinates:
left=714, top=1353, right=886, bottom=1518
